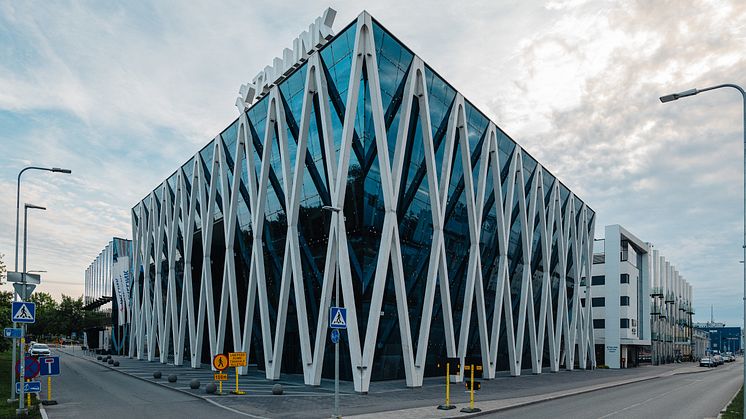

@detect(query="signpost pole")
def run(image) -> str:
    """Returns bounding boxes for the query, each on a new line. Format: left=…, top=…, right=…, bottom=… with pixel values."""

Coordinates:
left=9, top=323, right=16, bottom=403
left=334, top=265, right=339, bottom=419
left=47, top=377, right=51, bottom=403
left=17, top=336, right=25, bottom=414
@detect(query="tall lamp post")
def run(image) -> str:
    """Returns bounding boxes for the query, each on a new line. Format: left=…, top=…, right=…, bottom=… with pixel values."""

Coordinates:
left=660, top=83, right=745, bottom=417
left=322, top=205, right=342, bottom=419
left=9, top=166, right=70, bottom=404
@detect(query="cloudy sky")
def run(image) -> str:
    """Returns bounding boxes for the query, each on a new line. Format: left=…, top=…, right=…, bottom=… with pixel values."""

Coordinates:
left=1, top=0, right=744, bottom=325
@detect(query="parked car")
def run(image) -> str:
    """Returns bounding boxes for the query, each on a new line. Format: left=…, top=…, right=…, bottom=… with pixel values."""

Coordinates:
left=28, top=343, right=51, bottom=357
left=712, top=355, right=724, bottom=365
left=700, top=357, right=714, bottom=367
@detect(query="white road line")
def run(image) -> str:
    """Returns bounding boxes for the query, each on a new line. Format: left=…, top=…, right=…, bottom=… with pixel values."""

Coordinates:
left=596, top=380, right=700, bottom=419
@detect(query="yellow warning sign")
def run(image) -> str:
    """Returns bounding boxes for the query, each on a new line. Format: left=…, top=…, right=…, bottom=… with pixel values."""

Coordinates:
left=229, top=352, right=247, bottom=367
left=214, top=373, right=228, bottom=381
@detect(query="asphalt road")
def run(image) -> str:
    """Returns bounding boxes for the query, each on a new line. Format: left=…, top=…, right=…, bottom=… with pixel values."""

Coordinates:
left=500, top=360, right=743, bottom=419
left=43, top=350, right=244, bottom=418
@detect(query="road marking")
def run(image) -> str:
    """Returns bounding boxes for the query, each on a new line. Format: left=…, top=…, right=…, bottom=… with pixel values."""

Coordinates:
left=597, top=380, right=699, bottom=419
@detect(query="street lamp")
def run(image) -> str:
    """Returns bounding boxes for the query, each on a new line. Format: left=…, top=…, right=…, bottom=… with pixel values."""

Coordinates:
left=10, top=166, right=69, bottom=404
left=660, top=83, right=745, bottom=417
left=321, top=204, right=342, bottom=419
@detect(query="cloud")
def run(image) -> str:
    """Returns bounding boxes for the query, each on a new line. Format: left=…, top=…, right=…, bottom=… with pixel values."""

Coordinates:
left=488, top=0, right=746, bottom=325
left=0, top=0, right=744, bottom=328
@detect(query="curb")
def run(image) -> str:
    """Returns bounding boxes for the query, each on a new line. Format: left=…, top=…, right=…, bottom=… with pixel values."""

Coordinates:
left=718, top=384, right=742, bottom=419
left=57, top=348, right=267, bottom=419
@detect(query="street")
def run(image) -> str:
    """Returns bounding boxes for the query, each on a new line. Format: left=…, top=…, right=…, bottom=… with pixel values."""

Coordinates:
left=42, top=350, right=244, bottom=418
left=500, top=360, right=742, bottom=419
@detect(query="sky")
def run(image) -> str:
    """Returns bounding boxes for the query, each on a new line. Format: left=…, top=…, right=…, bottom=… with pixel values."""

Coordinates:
left=0, top=0, right=744, bottom=326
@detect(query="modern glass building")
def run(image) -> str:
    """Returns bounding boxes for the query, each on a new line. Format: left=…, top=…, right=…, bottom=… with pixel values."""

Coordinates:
left=83, top=237, right=132, bottom=354
left=129, top=10, right=596, bottom=392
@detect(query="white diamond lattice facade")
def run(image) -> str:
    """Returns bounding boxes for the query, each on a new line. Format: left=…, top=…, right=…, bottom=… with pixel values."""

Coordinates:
left=128, top=11, right=597, bottom=392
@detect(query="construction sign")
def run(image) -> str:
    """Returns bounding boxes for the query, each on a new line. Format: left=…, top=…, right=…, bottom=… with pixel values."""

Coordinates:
left=229, top=352, right=247, bottom=367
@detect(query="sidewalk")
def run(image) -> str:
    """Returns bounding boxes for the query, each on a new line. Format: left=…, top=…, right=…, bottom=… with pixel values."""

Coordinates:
left=56, top=346, right=712, bottom=419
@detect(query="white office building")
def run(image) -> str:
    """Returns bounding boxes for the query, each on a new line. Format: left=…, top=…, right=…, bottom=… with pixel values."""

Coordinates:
left=588, top=225, right=693, bottom=368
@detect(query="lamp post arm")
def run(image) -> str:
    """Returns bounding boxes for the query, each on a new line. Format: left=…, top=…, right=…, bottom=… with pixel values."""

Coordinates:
left=14, top=166, right=71, bottom=272
left=697, top=83, right=746, bottom=97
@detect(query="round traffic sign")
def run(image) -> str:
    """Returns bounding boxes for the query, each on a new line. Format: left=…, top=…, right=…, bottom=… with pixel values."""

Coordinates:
left=330, top=329, right=340, bottom=344
left=15, top=356, right=40, bottom=379
left=213, top=354, right=228, bottom=371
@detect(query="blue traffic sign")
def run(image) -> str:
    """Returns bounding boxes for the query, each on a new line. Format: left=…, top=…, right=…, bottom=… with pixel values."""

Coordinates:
left=15, top=381, right=41, bottom=394
left=329, top=307, right=347, bottom=329
left=40, top=356, right=60, bottom=376
left=330, top=329, right=340, bottom=344
left=4, top=327, right=22, bottom=338
left=11, top=301, right=35, bottom=323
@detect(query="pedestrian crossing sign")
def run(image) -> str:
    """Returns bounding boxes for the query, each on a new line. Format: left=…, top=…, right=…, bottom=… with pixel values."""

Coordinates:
left=329, top=306, right=347, bottom=329
left=11, top=302, right=35, bottom=323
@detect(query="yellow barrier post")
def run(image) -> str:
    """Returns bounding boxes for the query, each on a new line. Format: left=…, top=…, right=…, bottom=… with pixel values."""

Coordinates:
left=26, top=379, right=30, bottom=408
left=460, top=364, right=481, bottom=413
left=43, top=376, right=58, bottom=405
left=446, top=363, right=450, bottom=406
left=437, top=359, right=457, bottom=410
left=469, top=365, right=473, bottom=409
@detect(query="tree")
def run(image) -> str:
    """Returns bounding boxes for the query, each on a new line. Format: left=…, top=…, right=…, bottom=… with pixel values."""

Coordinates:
left=56, top=295, right=84, bottom=336
left=27, top=292, right=58, bottom=337
left=0, top=291, right=12, bottom=351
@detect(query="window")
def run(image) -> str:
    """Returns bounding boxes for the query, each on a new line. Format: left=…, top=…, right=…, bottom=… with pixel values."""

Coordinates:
left=620, top=273, right=630, bottom=284
left=591, top=297, right=605, bottom=307
left=581, top=298, right=586, bottom=307
left=591, top=275, right=605, bottom=286
left=620, top=318, right=630, bottom=328
left=620, top=296, right=630, bottom=306
left=593, top=319, right=605, bottom=329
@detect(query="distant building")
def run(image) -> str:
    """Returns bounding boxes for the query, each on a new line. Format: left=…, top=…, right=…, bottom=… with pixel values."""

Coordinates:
left=588, top=225, right=693, bottom=368
left=83, top=237, right=132, bottom=354
left=692, top=328, right=709, bottom=359
left=694, top=324, right=742, bottom=354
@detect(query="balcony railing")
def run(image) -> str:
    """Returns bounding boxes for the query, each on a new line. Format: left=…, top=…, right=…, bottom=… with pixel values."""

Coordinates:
left=650, top=287, right=664, bottom=297
left=665, top=292, right=675, bottom=303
